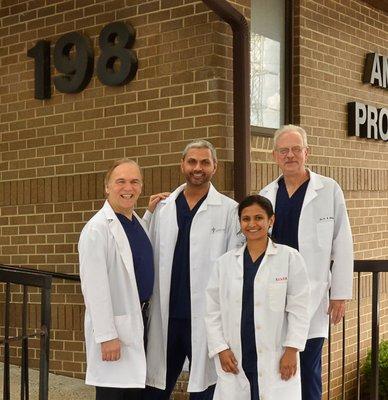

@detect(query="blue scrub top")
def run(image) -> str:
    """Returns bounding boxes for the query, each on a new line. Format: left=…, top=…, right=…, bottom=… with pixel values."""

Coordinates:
left=116, top=213, right=154, bottom=303
left=169, top=191, right=207, bottom=319
left=272, top=177, right=309, bottom=250
left=241, top=247, right=265, bottom=374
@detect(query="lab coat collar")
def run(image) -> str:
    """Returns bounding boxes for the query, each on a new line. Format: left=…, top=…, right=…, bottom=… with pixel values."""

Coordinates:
left=159, top=182, right=223, bottom=206
left=101, top=200, right=150, bottom=239
left=261, top=168, right=324, bottom=210
left=235, top=238, right=278, bottom=276
left=234, top=238, right=278, bottom=257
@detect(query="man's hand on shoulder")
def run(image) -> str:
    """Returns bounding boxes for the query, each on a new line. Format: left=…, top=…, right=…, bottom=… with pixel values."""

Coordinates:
left=101, top=338, right=121, bottom=361
left=148, top=192, right=170, bottom=213
left=328, top=299, right=346, bottom=324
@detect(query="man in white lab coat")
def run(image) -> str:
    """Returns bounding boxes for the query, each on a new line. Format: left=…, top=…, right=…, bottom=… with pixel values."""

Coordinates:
left=144, top=140, right=242, bottom=400
left=79, top=159, right=153, bottom=400
left=260, top=125, right=353, bottom=400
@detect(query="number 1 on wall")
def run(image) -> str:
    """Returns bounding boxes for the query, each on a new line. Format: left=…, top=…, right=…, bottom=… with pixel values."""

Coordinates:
left=27, top=40, right=51, bottom=100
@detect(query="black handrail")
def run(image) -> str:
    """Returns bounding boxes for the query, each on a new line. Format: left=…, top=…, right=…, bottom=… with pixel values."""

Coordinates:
left=0, top=264, right=80, bottom=282
left=354, top=260, right=388, bottom=400
left=0, top=264, right=82, bottom=400
left=326, top=260, right=388, bottom=400
left=2, top=261, right=387, bottom=399
left=0, top=266, right=52, bottom=400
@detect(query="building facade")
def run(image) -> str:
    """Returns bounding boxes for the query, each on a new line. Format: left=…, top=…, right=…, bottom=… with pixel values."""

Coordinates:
left=1, top=0, right=388, bottom=398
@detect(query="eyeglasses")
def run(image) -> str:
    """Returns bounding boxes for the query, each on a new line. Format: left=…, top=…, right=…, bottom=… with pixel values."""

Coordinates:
left=275, top=146, right=306, bottom=156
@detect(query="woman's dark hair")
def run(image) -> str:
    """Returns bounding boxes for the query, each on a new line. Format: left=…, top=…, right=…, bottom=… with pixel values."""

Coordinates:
left=238, top=195, right=274, bottom=220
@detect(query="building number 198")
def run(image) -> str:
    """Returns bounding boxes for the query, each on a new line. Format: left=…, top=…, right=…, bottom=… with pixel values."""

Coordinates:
left=27, top=21, right=138, bottom=100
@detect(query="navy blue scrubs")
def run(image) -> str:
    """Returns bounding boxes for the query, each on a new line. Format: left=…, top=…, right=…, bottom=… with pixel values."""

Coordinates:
left=241, top=247, right=265, bottom=400
left=271, top=177, right=323, bottom=400
left=272, top=177, right=309, bottom=250
left=145, top=191, right=215, bottom=400
left=169, top=191, right=207, bottom=318
left=102, top=214, right=153, bottom=400
left=116, top=213, right=154, bottom=302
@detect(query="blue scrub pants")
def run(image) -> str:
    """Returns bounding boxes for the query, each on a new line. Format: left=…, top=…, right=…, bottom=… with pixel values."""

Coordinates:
left=96, top=387, right=142, bottom=400
left=144, top=318, right=215, bottom=400
left=243, top=369, right=259, bottom=400
left=300, top=337, right=325, bottom=400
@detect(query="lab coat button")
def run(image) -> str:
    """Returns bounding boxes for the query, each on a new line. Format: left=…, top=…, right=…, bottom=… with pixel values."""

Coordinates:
left=256, top=325, right=261, bottom=330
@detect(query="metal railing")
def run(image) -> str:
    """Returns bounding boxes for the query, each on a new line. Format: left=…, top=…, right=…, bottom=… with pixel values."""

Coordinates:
left=0, top=264, right=80, bottom=400
left=326, top=260, right=388, bottom=400
left=1, top=261, right=387, bottom=399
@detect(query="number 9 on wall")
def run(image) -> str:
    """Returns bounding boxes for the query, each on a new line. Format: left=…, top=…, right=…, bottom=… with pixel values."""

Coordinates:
left=27, top=21, right=138, bottom=100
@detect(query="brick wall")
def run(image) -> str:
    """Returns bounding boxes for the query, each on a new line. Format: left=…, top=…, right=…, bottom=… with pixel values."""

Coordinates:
left=1, top=0, right=388, bottom=398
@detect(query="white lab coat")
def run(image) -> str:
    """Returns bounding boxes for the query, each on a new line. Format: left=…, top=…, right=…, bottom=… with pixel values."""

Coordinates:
left=144, top=183, right=242, bottom=392
left=260, top=170, right=354, bottom=338
left=78, top=200, right=148, bottom=388
left=205, top=240, right=310, bottom=400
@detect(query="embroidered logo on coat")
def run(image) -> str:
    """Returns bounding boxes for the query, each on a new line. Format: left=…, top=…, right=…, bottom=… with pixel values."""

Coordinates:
left=275, top=277, right=288, bottom=282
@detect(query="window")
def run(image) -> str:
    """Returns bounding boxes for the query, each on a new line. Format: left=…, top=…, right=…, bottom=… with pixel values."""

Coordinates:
left=251, top=0, right=292, bottom=134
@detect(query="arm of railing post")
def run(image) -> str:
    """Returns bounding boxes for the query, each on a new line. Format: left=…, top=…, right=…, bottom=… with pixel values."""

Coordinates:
left=21, top=285, right=29, bottom=400
left=356, top=272, right=361, bottom=400
left=371, top=271, right=380, bottom=400
left=342, top=315, right=346, bottom=400
left=39, top=284, right=51, bottom=400
left=328, top=322, right=331, bottom=400
left=3, top=283, right=11, bottom=400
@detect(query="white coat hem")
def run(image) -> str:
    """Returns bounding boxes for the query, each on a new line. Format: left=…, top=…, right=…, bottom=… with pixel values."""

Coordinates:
left=85, top=380, right=145, bottom=388
left=307, top=331, right=328, bottom=340
left=187, top=381, right=218, bottom=393
left=145, top=380, right=165, bottom=390
left=146, top=380, right=217, bottom=393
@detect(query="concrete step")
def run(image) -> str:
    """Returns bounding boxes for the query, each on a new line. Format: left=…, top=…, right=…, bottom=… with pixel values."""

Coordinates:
left=0, top=363, right=93, bottom=400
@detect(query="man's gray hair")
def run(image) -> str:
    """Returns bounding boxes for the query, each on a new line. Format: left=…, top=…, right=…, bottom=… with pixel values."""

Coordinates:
left=104, top=158, right=142, bottom=187
left=182, top=139, right=217, bottom=162
left=273, top=124, right=308, bottom=149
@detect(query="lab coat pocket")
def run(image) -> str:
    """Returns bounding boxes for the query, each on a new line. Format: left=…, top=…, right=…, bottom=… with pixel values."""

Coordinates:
left=269, top=350, right=301, bottom=400
left=214, top=374, right=250, bottom=400
left=317, top=220, right=334, bottom=248
left=268, top=283, right=287, bottom=312
left=270, top=376, right=301, bottom=400
left=214, top=358, right=250, bottom=400
left=114, top=314, right=134, bottom=347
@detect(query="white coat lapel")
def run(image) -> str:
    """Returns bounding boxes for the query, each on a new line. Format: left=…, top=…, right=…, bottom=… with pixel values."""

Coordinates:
left=251, top=239, right=278, bottom=280
left=235, top=245, right=245, bottom=279
left=158, top=184, right=183, bottom=241
left=102, top=201, right=137, bottom=283
left=261, top=178, right=280, bottom=208
left=156, top=185, right=182, bottom=336
left=134, top=211, right=150, bottom=240
left=195, top=183, right=222, bottom=215
left=301, top=169, right=324, bottom=211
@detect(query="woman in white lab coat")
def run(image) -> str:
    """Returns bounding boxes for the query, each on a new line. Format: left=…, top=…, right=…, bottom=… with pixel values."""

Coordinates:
left=205, top=195, right=310, bottom=400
